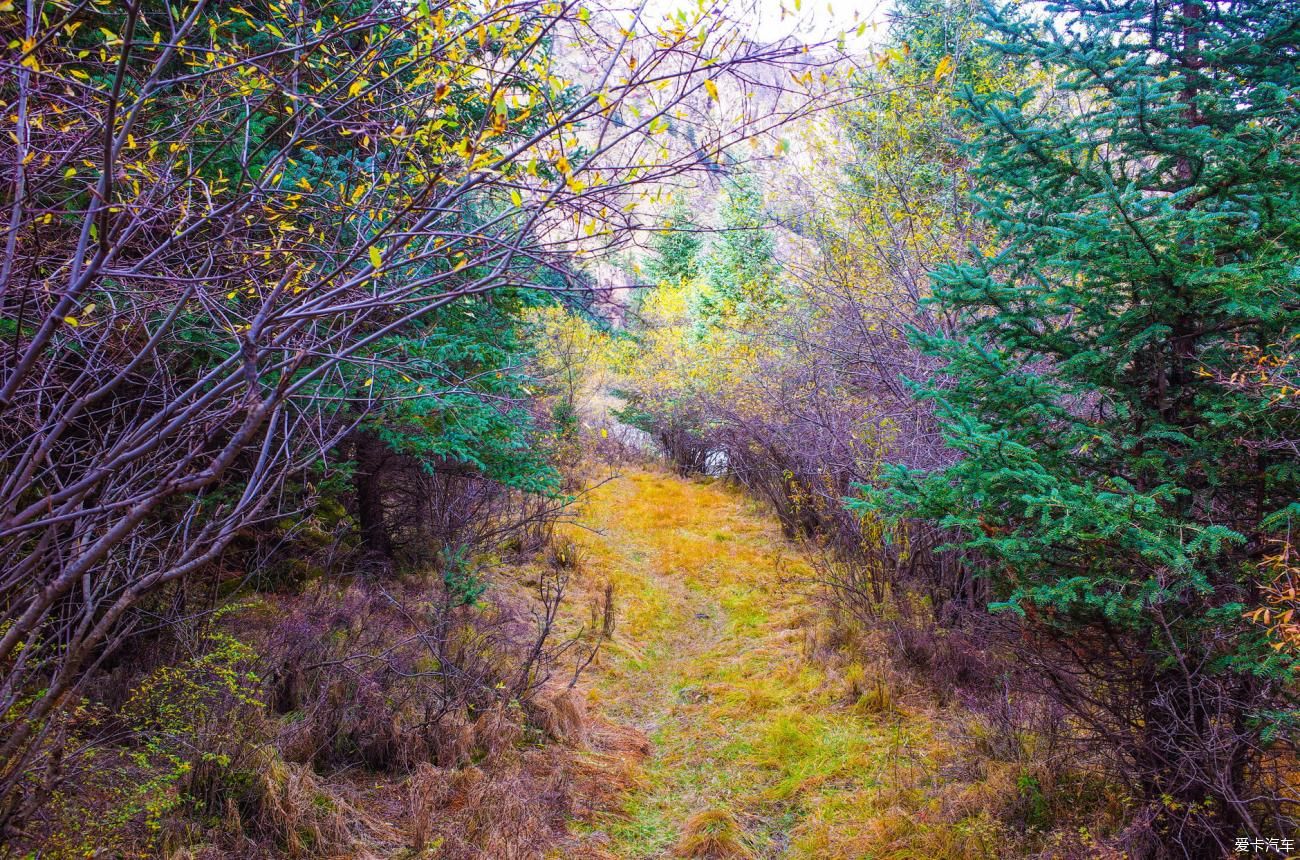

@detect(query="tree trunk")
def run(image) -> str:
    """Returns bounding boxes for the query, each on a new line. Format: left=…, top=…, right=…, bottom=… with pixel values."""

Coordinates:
left=353, top=431, right=393, bottom=561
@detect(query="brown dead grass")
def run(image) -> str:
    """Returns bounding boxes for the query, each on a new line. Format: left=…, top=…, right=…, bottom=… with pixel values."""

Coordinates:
left=673, top=808, right=754, bottom=859
left=533, top=686, right=590, bottom=746
left=417, top=704, right=649, bottom=859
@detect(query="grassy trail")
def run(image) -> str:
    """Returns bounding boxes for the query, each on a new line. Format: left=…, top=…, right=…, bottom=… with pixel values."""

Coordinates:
left=559, top=468, right=943, bottom=860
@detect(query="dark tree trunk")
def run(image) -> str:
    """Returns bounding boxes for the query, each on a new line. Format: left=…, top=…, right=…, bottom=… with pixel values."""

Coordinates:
left=352, top=431, right=393, bottom=561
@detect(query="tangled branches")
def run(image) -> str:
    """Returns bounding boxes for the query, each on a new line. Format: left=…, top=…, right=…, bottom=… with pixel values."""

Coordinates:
left=0, top=0, right=828, bottom=834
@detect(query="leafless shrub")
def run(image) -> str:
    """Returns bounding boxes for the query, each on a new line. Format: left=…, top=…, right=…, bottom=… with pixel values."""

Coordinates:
left=262, top=566, right=587, bottom=777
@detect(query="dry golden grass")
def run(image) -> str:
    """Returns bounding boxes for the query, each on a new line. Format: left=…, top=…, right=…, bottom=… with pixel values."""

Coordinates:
left=555, top=467, right=1079, bottom=859
left=159, top=464, right=1112, bottom=860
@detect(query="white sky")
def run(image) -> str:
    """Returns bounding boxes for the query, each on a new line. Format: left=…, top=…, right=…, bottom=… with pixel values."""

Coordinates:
left=750, top=0, right=893, bottom=47
left=643, top=0, right=895, bottom=51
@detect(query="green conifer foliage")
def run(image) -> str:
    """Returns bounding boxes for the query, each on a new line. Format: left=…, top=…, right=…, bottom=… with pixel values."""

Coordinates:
left=697, top=173, right=781, bottom=322
left=859, top=0, right=1300, bottom=849
left=645, top=200, right=704, bottom=286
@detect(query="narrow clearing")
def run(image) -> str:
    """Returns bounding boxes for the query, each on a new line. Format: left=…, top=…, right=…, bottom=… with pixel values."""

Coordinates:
left=561, top=468, right=937, bottom=859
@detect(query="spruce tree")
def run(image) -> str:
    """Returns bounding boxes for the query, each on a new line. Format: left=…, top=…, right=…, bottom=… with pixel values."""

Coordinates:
left=698, top=173, right=780, bottom=322
left=645, top=199, right=704, bottom=286
left=860, top=0, right=1300, bottom=850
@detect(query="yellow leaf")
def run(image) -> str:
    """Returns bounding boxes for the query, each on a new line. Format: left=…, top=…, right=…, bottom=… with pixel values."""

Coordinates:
left=368, top=246, right=383, bottom=269
left=348, top=79, right=365, bottom=98
left=64, top=316, right=79, bottom=327
left=510, top=189, right=523, bottom=207
left=934, top=55, right=955, bottom=81
left=703, top=78, right=719, bottom=101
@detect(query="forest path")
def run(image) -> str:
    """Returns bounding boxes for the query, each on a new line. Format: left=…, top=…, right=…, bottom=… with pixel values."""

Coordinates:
left=560, top=468, right=913, bottom=859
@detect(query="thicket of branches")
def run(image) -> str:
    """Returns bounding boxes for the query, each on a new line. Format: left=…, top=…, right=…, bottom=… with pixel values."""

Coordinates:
left=0, top=0, right=827, bottom=849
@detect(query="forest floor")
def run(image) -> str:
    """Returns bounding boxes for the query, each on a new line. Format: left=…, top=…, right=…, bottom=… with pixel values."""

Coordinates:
left=555, top=467, right=1002, bottom=860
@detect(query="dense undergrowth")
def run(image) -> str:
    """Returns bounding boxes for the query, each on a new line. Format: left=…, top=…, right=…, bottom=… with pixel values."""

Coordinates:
left=23, top=504, right=626, bottom=858
left=0, top=0, right=816, bottom=848
left=11, top=426, right=1137, bottom=859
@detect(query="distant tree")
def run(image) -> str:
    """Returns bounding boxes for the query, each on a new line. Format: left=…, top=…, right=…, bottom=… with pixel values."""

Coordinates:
left=697, top=172, right=780, bottom=323
left=645, top=200, right=703, bottom=286
left=859, top=0, right=1300, bottom=852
